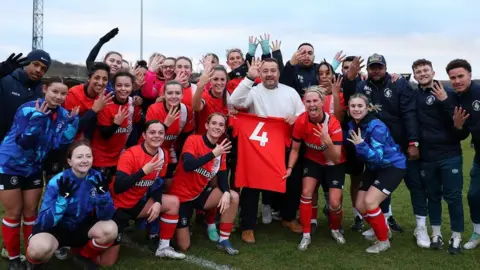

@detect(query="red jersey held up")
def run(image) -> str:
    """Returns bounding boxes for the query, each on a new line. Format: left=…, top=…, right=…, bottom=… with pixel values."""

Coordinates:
left=168, top=135, right=226, bottom=203
left=111, top=144, right=169, bottom=209
left=230, top=113, right=291, bottom=193
left=292, top=112, right=346, bottom=166
left=92, top=98, right=142, bottom=167
left=144, top=102, right=194, bottom=163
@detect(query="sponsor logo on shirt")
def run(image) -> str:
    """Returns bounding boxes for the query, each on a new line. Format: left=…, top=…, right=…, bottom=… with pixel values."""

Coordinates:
left=305, top=142, right=327, bottom=151
left=165, top=134, right=179, bottom=140
left=10, top=176, right=18, bottom=185
left=194, top=167, right=216, bottom=180
left=363, top=86, right=372, bottom=95
left=115, top=124, right=133, bottom=134
left=135, top=179, right=155, bottom=187
left=11, top=92, right=20, bottom=97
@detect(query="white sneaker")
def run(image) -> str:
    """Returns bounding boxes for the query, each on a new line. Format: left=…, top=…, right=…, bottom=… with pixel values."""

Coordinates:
left=363, top=228, right=392, bottom=241
left=262, top=205, right=272, bottom=224
left=297, top=236, right=311, bottom=251
left=331, top=230, right=346, bottom=244
left=1, top=247, right=26, bottom=262
left=155, top=246, right=186, bottom=259
left=414, top=226, right=431, bottom=248
left=365, top=240, right=391, bottom=254
left=464, top=232, right=480, bottom=250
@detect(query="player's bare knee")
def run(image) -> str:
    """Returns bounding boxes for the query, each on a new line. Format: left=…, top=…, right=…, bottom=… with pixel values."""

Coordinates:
left=230, top=190, right=239, bottom=205
left=27, top=239, right=55, bottom=260
left=98, top=221, right=118, bottom=243
left=364, top=195, right=379, bottom=211
left=329, top=200, right=341, bottom=211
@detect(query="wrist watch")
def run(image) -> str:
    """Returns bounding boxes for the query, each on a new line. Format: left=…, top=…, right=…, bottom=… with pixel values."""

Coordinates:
left=409, top=142, right=419, bottom=147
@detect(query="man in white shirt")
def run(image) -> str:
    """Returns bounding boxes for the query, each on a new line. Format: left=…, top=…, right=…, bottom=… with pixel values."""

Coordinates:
left=229, top=58, right=305, bottom=244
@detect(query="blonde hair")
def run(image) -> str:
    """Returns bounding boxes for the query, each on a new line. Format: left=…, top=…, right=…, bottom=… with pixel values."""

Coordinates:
left=303, top=85, right=327, bottom=101
left=349, top=93, right=382, bottom=113
left=226, top=48, right=244, bottom=60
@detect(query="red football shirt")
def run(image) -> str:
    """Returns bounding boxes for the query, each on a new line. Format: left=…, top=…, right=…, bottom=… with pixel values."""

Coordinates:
left=92, top=98, right=142, bottom=167
left=323, top=93, right=346, bottom=115
left=64, top=84, right=96, bottom=140
left=168, top=135, right=226, bottom=202
left=226, top=77, right=262, bottom=94
left=144, top=102, right=194, bottom=163
left=292, top=112, right=346, bottom=165
left=111, top=144, right=168, bottom=209
left=230, top=113, right=291, bottom=193
left=195, top=91, right=229, bottom=135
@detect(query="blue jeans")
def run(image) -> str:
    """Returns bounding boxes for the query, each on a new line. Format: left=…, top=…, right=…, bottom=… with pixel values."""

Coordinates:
left=403, top=160, right=427, bottom=217
left=468, top=161, right=480, bottom=224
left=422, top=156, right=464, bottom=232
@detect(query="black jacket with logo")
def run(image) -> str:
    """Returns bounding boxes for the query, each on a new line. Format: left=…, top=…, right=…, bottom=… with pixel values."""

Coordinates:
left=343, top=73, right=419, bottom=150
left=416, top=83, right=462, bottom=162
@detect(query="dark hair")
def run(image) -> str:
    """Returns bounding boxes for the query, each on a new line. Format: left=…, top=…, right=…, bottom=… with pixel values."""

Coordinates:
left=163, top=80, right=183, bottom=92
left=104, top=51, right=122, bottom=61
left=262, top=58, right=279, bottom=68
left=344, top=56, right=356, bottom=62
left=164, top=57, right=176, bottom=63
left=136, top=60, right=148, bottom=69
left=206, top=53, right=220, bottom=63
left=175, top=56, right=193, bottom=69
left=88, top=62, right=110, bottom=78
left=211, top=65, right=229, bottom=107
left=446, top=59, right=472, bottom=74
left=66, top=139, right=91, bottom=159
left=297, top=42, right=314, bottom=50
left=143, top=119, right=166, bottom=133
left=318, top=60, right=334, bottom=74
left=207, top=112, right=227, bottom=124
left=44, top=76, right=65, bottom=88
left=412, top=59, right=433, bottom=71
left=111, top=71, right=135, bottom=85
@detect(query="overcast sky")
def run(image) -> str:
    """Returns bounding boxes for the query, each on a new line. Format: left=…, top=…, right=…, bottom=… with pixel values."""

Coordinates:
left=1, top=0, right=479, bottom=79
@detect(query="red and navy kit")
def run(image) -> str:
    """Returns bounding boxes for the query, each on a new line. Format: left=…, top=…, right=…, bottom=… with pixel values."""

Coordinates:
left=145, top=102, right=194, bottom=163
left=230, top=113, right=291, bottom=193
left=195, top=91, right=229, bottom=135
left=111, top=144, right=168, bottom=209
left=322, top=92, right=346, bottom=115
left=64, top=84, right=98, bottom=140
left=91, top=98, right=142, bottom=167
left=292, top=111, right=346, bottom=165
left=168, top=135, right=227, bottom=203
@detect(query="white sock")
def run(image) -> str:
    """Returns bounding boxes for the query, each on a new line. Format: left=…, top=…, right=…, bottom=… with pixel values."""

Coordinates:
left=474, top=223, right=480, bottom=234
left=159, top=239, right=170, bottom=249
left=452, top=231, right=461, bottom=239
left=303, top=233, right=311, bottom=238
left=384, top=214, right=389, bottom=224
left=415, top=215, right=426, bottom=228
left=207, top=223, right=216, bottom=230
left=388, top=205, right=393, bottom=216
left=353, top=207, right=362, bottom=219
left=432, top=225, right=441, bottom=236
left=311, top=219, right=317, bottom=225
left=219, top=236, right=229, bottom=241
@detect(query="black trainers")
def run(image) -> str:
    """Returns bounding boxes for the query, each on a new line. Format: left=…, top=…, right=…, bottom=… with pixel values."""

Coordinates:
left=430, top=235, right=444, bottom=250
left=8, top=258, right=25, bottom=270
left=351, top=216, right=364, bottom=232
left=388, top=216, right=404, bottom=233
left=448, top=237, right=462, bottom=255
left=26, top=261, right=47, bottom=270
left=72, top=254, right=98, bottom=270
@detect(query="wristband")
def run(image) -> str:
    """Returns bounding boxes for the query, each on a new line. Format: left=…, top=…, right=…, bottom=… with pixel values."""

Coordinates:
left=409, top=142, right=419, bottom=147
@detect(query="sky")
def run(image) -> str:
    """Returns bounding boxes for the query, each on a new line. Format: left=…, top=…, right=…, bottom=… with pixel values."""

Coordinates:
left=1, top=0, right=479, bottom=80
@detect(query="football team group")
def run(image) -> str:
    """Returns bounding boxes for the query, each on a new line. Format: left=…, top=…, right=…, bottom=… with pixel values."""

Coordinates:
left=0, top=28, right=479, bottom=270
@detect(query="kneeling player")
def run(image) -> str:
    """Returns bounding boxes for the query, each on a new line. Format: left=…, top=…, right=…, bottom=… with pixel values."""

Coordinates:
left=286, top=87, right=346, bottom=251
left=347, top=94, right=406, bottom=254
left=103, top=120, right=185, bottom=263
left=26, top=141, right=118, bottom=269
left=170, top=113, right=239, bottom=255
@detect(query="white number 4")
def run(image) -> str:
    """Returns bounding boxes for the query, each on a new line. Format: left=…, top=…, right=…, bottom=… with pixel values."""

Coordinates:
left=249, top=122, right=269, bottom=146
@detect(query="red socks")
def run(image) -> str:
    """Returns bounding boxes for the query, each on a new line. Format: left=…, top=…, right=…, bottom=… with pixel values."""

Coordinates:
left=299, top=195, right=312, bottom=234
left=366, top=207, right=389, bottom=241
left=22, top=216, right=36, bottom=250
left=2, top=218, right=20, bottom=259
left=205, top=208, right=217, bottom=225
left=79, top=239, right=113, bottom=260
left=219, top=223, right=234, bottom=241
left=159, top=214, right=178, bottom=240
left=328, top=208, right=343, bottom=230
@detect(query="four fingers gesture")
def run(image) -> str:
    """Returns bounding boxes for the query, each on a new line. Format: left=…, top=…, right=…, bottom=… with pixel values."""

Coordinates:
left=247, top=57, right=262, bottom=79
left=164, top=105, right=180, bottom=127
left=113, top=106, right=130, bottom=125
left=212, top=139, right=232, bottom=157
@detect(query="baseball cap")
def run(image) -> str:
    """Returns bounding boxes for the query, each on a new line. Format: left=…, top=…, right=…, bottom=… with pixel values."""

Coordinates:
left=367, top=53, right=386, bottom=67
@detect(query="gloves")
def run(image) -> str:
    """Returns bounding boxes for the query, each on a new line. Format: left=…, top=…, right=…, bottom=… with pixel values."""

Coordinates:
left=0, top=53, right=29, bottom=78
left=259, top=39, right=270, bottom=55
left=57, top=176, right=78, bottom=198
left=99, top=28, right=119, bottom=43
left=93, top=174, right=109, bottom=195
left=248, top=41, right=258, bottom=56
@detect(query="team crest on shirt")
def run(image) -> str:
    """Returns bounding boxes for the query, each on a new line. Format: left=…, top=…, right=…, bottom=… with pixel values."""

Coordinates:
left=55, top=121, right=65, bottom=133
left=473, top=100, right=480, bottom=111
left=426, top=95, right=435, bottom=105
left=384, top=88, right=392, bottom=98
left=180, top=217, right=189, bottom=226
left=420, top=170, right=425, bottom=177
left=10, top=176, right=18, bottom=185
left=90, top=187, right=97, bottom=198
left=363, top=86, right=372, bottom=95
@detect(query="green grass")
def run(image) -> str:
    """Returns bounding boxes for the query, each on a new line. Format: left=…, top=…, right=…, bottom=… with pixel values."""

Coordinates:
left=1, top=139, right=480, bottom=269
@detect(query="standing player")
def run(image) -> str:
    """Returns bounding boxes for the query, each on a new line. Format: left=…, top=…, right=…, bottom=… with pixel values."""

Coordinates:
left=170, top=113, right=240, bottom=255
left=347, top=93, right=406, bottom=253
left=286, top=86, right=346, bottom=250
left=103, top=120, right=185, bottom=263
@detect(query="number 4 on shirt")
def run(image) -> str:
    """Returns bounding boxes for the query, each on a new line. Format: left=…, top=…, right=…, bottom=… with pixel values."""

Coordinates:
left=249, top=122, right=269, bottom=146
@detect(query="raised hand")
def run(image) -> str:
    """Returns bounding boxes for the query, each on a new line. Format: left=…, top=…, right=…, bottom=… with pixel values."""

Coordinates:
left=313, top=123, right=333, bottom=145
left=133, top=96, right=143, bottom=107
left=92, top=91, right=114, bottom=113
left=148, top=55, right=163, bottom=73
left=453, top=106, right=470, bottom=129
left=334, top=50, right=347, bottom=63
left=347, top=128, right=364, bottom=145
left=35, top=99, right=51, bottom=115
left=270, top=40, right=282, bottom=52
left=212, top=139, right=232, bottom=157
left=68, top=106, right=80, bottom=118
left=142, top=153, right=164, bottom=175
left=164, top=105, right=180, bottom=127
left=175, top=71, right=189, bottom=87
left=93, top=174, right=109, bottom=194
left=246, top=57, right=262, bottom=79
left=99, top=27, right=119, bottom=43
left=57, top=176, right=79, bottom=198
left=291, top=48, right=308, bottom=65
left=113, top=106, right=130, bottom=125
left=0, top=53, right=29, bottom=77
left=432, top=81, right=448, bottom=102
left=258, top=33, right=271, bottom=53
left=198, top=65, right=215, bottom=86
left=347, top=57, right=364, bottom=80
